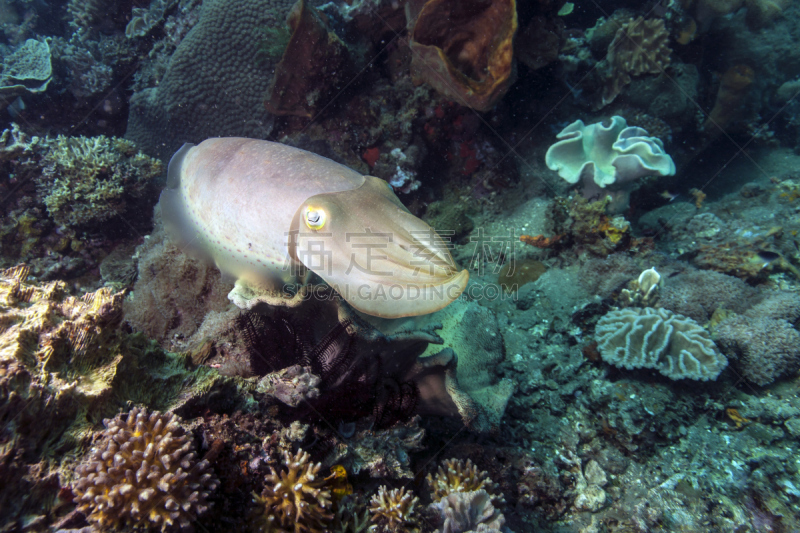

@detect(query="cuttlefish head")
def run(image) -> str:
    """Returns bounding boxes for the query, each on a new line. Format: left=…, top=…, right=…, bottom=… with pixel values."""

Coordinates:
left=289, top=176, right=469, bottom=318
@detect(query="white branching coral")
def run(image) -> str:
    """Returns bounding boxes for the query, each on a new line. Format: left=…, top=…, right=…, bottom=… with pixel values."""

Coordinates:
left=251, top=448, right=334, bottom=532
left=368, top=485, right=418, bottom=531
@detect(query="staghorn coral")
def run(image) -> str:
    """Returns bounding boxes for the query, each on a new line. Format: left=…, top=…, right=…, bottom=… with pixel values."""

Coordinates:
left=430, top=490, right=505, bottom=533
left=408, top=0, right=518, bottom=112
left=595, top=307, right=727, bottom=381
left=599, top=17, right=671, bottom=108
left=427, top=459, right=501, bottom=503
left=72, top=408, right=218, bottom=531
left=368, top=485, right=418, bottom=531
left=251, top=448, right=334, bottom=532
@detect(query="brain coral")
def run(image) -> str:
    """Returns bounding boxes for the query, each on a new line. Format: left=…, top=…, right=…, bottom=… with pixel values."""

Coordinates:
left=72, top=407, right=218, bottom=531
left=595, top=307, right=727, bottom=381
left=126, top=0, right=295, bottom=158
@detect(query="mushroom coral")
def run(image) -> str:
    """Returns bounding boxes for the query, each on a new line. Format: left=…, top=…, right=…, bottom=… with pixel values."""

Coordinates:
left=545, top=116, right=675, bottom=209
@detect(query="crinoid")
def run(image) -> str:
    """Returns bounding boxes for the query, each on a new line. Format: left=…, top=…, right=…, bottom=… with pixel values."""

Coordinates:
left=238, top=310, right=420, bottom=429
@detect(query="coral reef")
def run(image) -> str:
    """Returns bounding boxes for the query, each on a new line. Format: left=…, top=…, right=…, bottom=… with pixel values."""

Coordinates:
left=0, top=38, right=52, bottom=97
left=38, top=134, right=162, bottom=228
left=368, top=485, right=418, bottom=531
left=408, top=0, right=518, bottom=112
left=595, top=307, right=727, bottom=380
left=126, top=0, right=178, bottom=39
left=72, top=408, right=218, bottom=531
left=0, top=266, right=225, bottom=528
left=703, top=64, right=756, bottom=134
left=251, top=448, right=334, bottom=532
left=0, top=124, right=162, bottom=274
left=598, top=17, right=671, bottom=108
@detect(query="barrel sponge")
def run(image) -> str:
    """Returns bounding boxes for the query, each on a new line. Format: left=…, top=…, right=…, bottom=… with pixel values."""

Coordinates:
left=595, top=307, right=727, bottom=381
left=545, top=116, right=675, bottom=190
left=126, top=0, right=294, bottom=157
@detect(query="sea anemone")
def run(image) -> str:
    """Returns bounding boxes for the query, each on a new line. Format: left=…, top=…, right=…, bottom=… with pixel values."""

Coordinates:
left=72, top=407, right=218, bottom=531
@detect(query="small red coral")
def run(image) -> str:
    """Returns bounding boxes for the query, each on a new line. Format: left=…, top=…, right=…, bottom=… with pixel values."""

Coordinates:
left=362, top=147, right=380, bottom=168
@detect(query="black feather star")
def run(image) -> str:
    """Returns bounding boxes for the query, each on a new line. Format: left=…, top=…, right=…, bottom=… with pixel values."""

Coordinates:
left=236, top=310, right=419, bottom=429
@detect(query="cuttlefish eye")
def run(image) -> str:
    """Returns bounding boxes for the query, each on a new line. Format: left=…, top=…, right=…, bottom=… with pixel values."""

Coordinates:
left=304, top=206, right=327, bottom=230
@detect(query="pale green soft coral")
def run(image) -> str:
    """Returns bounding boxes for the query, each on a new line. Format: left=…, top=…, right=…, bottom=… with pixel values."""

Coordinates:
left=545, top=116, right=675, bottom=190
left=37, top=134, right=163, bottom=228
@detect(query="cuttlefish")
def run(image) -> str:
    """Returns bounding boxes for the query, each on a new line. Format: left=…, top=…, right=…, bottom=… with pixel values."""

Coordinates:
left=160, top=138, right=468, bottom=318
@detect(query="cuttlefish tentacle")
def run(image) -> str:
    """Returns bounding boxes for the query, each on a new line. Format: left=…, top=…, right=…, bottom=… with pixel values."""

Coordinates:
left=161, top=137, right=468, bottom=318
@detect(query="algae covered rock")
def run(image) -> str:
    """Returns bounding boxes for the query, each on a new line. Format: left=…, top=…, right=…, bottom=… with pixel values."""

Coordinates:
left=0, top=265, right=230, bottom=528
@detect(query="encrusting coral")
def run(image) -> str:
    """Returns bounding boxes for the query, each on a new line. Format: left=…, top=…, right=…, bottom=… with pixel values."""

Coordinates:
left=72, top=407, right=218, bottom=531
left=595, top=307, right=728, bottom=381
left=251, top=448, right=334, bottom=532
left=368, top=485, right=419, bottom=531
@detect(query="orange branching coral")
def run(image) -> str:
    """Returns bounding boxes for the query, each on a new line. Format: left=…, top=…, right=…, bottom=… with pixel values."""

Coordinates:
left=703, top=65, right=755, bottom=134
left=426, top=458, right=501, bottom=503
left=599, top=17, right=671, bottom=108
left=408, top=0, right=518, bottom=111
left=368, top=485, right=419, bottom=530
left=72, top=408, right=218, bottom=532
left=251, top=448, right=334, bottom=533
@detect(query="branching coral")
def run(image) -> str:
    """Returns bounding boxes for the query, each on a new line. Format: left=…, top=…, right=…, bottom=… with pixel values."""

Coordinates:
left=72, top=408, right=218, bottom=531
left=427, top=459, right=501, bottom=503
left=251, top=448, right=334, bottom=532
left=368, top=485, right=418, bottom=531
left=37, top=134, right=162, bottom=228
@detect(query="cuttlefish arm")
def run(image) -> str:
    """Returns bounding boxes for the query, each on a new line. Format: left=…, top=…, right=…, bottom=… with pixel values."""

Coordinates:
left=160, top=137, right=468, bottom=318
left=290, top=175, right=469, bottom=318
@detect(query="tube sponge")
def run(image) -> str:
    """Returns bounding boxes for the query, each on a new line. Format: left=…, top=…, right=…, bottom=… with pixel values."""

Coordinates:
left=546, top=116, right=676, bottom=191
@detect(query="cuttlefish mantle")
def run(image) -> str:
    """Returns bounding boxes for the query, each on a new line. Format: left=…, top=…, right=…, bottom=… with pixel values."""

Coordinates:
left=160, top=138, right=468, bottom=318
